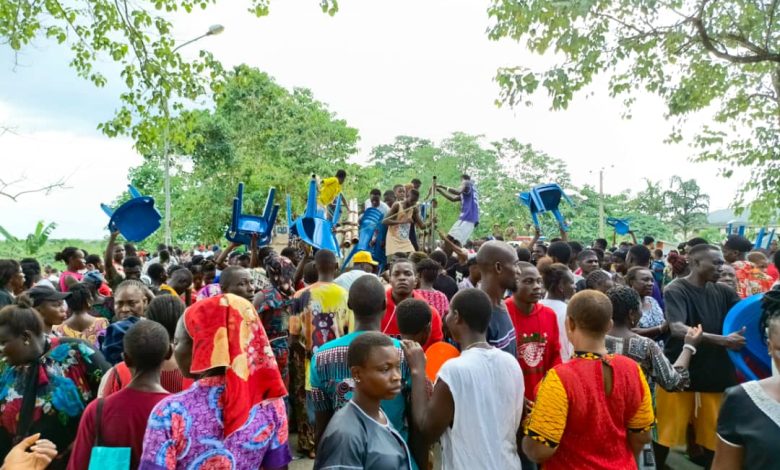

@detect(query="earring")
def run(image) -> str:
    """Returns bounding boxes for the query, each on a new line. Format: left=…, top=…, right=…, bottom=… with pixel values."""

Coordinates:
left=24, top=340, right=29, bottom=346
left=354, top=378, right=361, bottom=383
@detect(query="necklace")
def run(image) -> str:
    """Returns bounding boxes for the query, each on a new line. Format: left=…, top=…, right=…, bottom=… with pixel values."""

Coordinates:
left=464, top=341, right=492, bottom=351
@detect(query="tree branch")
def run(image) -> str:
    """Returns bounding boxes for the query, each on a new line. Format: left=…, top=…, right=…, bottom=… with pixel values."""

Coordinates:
left=692, top=1, right=780, bottom=64
left=0, top=177, right=69, bottom=202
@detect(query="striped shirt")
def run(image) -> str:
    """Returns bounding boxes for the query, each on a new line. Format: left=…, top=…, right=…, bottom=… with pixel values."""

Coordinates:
left=487, top=303, right=517, bottom=358
left=309, top=331, right=411, bottom=439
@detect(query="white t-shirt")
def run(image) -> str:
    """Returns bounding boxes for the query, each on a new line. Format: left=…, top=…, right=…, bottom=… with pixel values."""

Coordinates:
left=334, top=270, right=373, bottom=292
left=364, top=199, right=390, bottom=217
left=437, top=347, right=524, bottom=470
left=540, top=298, right=573, bottom=363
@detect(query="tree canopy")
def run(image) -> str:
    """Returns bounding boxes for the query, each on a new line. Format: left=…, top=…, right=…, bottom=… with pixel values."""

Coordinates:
left=487, top=0, right=779, bottom=223
left=123, top=64, right=712, bottom=247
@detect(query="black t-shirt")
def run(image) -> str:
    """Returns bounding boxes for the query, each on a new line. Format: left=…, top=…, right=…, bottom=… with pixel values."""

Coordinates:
left=445, top=256, right=468, bottom=284
left=433, top=274, right=459, bottom=301
left=717, top=382, right=780, bottom=470
left=663, top=279, right=740, bottom=392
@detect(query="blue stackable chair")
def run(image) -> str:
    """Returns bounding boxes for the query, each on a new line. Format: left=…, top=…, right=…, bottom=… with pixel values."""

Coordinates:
left=225, top=183, right=279, bottom=247
left=606, top=217, right=631, bottom=235
left=723, top=293, right=771, bottom=381
left=340, top=207, right=387, bottom=272
left=518, top=183, right=574, bottom=231
left=754, top=227, right=776, bottom=249
left=101, top=185, right=161, bottom=242
left=287, top=176, right=342, bottom=255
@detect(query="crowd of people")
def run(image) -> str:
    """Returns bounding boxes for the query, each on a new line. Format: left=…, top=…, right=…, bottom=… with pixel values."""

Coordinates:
left=0, top=173, right=778, bottom=470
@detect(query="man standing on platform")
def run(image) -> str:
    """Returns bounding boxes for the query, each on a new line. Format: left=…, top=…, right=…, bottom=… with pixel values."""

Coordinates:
left=437, top=174, right=479, bottom=245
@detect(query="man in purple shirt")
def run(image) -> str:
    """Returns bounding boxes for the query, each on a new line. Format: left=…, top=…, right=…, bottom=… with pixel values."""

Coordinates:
left=437, top=174, right=480, bottom=245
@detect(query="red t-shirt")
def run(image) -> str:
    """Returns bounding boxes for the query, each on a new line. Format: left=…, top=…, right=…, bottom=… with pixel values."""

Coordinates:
left=505, top=299, right=562, bottom=400
left=768, top=263, right=779, bottom=282
left=67, top=387, right=169, bottom=470
left=382, top=289, right=444, bottom=350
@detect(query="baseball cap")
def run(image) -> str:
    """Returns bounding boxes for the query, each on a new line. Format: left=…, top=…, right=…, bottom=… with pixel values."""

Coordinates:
left=352, top=251, right=378, bottom=266
left=27, top=286, right=71, bottom=305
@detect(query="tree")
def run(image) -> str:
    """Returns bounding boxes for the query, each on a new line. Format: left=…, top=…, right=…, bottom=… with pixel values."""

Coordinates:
left=0, top=1, right=334, bottom=154
left=125, top=65, right=359, bottom=243
left=487, top=0, right=780, bottom=223
left=665, top=176, right=710, bottom=240
left=630, top=179, right=667, bottom=221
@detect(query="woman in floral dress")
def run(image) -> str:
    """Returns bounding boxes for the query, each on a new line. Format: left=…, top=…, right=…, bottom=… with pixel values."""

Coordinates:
left=0, top=302, right=108, bottom=469
left=139, top=294, right=290, bottom=469
left=52, top=284, right=108, bottom=349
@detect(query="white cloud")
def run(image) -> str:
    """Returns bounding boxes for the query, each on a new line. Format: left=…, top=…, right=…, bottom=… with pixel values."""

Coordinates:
left=0, top=113, right=142, bottom=240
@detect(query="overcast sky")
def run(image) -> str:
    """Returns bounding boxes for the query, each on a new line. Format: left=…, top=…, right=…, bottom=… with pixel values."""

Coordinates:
left=0, top=0, right=746, bottom=240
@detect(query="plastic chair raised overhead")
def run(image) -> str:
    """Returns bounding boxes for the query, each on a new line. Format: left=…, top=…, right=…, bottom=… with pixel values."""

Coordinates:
left=341, top=207, right=387, bottom=272
left=518, top=183, right=574, bottom=231
left=100, top=185, right=161, bottom=242
left=606, top=217, right=631, bottom=235
left=723, top=293, right=771, bottom=381
left=225, top=183, right=280, bottom=247
left=287, top=176, right=342, bottom=254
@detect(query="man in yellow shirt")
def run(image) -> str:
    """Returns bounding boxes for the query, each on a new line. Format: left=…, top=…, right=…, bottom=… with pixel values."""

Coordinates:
left=317, top=169, right=348, bottom=219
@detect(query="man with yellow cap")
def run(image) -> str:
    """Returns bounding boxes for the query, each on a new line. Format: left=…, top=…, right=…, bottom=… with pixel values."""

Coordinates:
left=334, top=251, right=378, bottom=292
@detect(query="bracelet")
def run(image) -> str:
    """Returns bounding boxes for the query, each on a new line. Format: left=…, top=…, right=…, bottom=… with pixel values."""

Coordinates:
left=683, top=344, right=697, bottom=355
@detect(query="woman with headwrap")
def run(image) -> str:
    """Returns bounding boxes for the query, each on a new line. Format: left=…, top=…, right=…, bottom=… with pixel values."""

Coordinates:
left=253, top=253, right=296, bottom=392
left=139, top=294, right=290, bottom=469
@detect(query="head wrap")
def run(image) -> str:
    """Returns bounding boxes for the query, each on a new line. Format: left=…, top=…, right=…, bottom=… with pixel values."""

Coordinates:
left=100, top=316, right=141, bottom=365
left=82, top=270, right=105, bottom=286
left=184, top=294, right=286, bottom=436
left=264, top=254, right=296, bottom=297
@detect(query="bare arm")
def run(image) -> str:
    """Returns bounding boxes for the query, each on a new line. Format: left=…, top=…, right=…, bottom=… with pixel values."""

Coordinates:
left=559, top=226, right=568, bottom=242
left=314, top=409, right=334, bottom=447
left=627, top=431, right=651, bottom=458
left=412, top=208, right=425, bottom=230
left=435, top=186, right=460, bottom=202
left=249, top=235, right=259, bottom=268
left=670, top=321, right=745, bottom=350
left=402, top=341, right=453, bottom=445
left=382, top=203, right=403, bottom=226
left=437, top=230, right=468, bottom=265
left=522, top=436, right=557, bottom=463
left=628, top=230, right=638, bottom=245
left=712, top=438, right=744, bottom=470
left=104, top=231, right=120, bottom=281
left=215, top=242, right=240, bottom=270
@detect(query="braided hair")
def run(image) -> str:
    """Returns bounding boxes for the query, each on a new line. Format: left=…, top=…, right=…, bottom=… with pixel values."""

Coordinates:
left=606, top=286, right=641, bottom=327
left=586, top=270, right=612, bottom=290
left=760, top=289, right=780, bottom=342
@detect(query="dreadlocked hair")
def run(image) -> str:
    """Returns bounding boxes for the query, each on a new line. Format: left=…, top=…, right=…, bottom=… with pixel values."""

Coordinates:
left=760, top=289, right=780, bottom=342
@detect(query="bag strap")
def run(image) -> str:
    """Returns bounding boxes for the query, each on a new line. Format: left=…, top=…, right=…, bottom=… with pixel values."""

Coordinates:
left=94, top=398, right=104, bottom=447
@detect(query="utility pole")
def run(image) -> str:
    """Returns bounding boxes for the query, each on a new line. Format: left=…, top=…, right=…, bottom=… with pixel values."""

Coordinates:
left=162, top=24, right=225, bottom=247
left=598, top=169, right=605, bottom=239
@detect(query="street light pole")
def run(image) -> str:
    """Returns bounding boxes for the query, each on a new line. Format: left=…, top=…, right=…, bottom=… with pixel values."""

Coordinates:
left=598, top=169, right=605, bottom=239
left=162, top=24, right=225, bottom=247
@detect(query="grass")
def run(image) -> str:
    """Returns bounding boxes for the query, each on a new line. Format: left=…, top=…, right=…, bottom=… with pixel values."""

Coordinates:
left=0, top=239, right=108, bottom=267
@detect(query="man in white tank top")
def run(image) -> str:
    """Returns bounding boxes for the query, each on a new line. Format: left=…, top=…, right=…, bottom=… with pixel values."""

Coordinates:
left=402, top=288, right=525, bottom=469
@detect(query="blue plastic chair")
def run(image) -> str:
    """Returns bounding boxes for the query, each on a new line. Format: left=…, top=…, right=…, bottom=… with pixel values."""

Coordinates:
left=341, top=208, right=387, bottom=272
left=100, top=186, right=161, bottom=242
left=754, top=228, right=776, bottom=249
left=287, top=176, right=342, bottom=254
left=606, top=217, right=631, bottom=235
left=518, top=183, right=574, bottom=231
left=723, top=293, right=771, bottom=381
left=225, top=183, right=279, bottom=247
